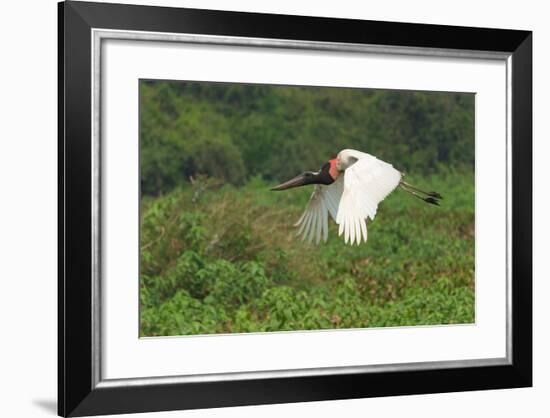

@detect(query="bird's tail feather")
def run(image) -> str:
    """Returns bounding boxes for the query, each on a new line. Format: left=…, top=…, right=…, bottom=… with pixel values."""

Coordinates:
left=399, top=181, right=442, bottom=206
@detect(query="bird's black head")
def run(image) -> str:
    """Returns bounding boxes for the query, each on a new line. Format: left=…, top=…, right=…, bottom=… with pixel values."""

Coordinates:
left=271, top=161, right=336, bottom=191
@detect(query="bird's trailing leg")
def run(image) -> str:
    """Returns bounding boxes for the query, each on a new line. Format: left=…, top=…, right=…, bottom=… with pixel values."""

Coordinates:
left=399, top=180, right=442, bottom=206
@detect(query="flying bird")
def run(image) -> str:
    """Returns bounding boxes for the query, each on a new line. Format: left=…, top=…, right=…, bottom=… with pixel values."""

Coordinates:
left=271, top=149, right=442, bottom=245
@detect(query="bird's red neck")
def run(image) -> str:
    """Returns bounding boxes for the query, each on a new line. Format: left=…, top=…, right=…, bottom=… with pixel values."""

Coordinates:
left=328, top=159, right=339, bottom=180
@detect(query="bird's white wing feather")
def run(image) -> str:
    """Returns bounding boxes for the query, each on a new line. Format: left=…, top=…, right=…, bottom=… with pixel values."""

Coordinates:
left=336, top=155, right=401, bottom=245
left=294, top=178, right=344, bottom=244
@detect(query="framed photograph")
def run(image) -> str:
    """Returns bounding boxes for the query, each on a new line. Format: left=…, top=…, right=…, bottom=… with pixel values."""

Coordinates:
left=58, top=1, right=532, bottom=416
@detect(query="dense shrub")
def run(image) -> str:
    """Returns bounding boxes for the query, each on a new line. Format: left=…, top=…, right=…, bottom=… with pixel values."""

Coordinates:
left=140, top=173, right=475, bottom=336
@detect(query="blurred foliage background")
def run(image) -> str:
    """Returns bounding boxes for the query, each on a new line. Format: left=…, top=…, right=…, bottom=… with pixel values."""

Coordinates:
left=139, top=80, right=475, bottom=336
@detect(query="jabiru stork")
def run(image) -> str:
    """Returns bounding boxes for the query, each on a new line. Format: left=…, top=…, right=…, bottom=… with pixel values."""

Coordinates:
left=271, top=149, right=442, bottom=245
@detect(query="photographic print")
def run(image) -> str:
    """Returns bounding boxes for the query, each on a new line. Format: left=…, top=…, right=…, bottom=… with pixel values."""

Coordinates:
left=139, top=80, right=475, bottom=337
left=59, top=4, right=532, bottom=414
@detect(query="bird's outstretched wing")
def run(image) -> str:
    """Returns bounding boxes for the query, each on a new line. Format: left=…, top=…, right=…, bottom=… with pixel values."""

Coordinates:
left=336, top=155, right=402, bottom=245
left=294, top=178, right=344, bottom=244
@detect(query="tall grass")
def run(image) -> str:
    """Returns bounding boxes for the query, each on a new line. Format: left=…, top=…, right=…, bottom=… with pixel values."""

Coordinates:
left=140, top=170, right=474, bottom=336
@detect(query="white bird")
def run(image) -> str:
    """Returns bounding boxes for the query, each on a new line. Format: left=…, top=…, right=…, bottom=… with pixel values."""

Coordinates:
left=271, top=149, right=442, bottom=245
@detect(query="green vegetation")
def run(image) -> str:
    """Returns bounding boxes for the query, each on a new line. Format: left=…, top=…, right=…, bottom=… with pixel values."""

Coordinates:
left=140, top=81, right=474, bottom=196
left=139, top=81, right=475, bottom=336
left=140, top=173, right=474, bottom=336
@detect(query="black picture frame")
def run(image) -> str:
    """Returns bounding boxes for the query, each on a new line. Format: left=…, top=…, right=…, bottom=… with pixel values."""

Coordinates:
left=58, top=1, right=532, bottom=416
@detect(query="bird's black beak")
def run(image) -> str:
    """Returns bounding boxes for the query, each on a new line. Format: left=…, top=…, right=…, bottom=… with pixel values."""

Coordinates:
left=271, top=172, right=314, bottom=191
left=271, top=162, right=335, bottom=191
